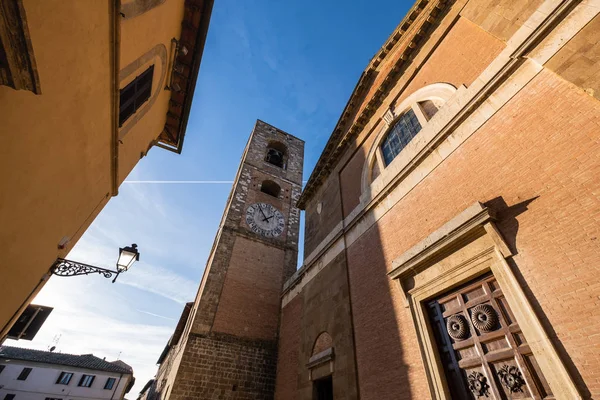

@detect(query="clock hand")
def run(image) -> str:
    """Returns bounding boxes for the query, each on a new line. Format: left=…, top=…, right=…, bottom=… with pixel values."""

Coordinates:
left=258, top=204, right=268, bottom=221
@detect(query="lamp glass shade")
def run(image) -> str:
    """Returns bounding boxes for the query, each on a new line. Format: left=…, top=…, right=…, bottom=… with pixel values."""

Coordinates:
left=117, top=244, right=139, bottom=272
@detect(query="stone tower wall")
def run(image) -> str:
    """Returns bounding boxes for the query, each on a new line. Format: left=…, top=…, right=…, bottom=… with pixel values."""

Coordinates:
left=166, top=120, right=304, bottom=400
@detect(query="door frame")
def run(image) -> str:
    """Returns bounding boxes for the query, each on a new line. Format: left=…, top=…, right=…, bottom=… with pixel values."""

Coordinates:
left=388, top=202, right=580, bottom=400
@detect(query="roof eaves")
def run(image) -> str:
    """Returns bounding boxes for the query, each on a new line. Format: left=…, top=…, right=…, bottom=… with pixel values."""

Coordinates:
left=297, top=0, right=448, bottom=209
left=157, top=0, right=215, bottom=154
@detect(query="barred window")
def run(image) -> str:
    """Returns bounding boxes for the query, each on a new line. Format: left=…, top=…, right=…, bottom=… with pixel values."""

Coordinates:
left=119, top=65, right=154, bottom=127
left=381, top=109, right=422, bottom=166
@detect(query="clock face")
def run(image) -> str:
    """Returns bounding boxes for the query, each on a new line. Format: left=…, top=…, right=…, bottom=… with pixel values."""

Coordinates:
left=245, top=203, right=285, bottom=238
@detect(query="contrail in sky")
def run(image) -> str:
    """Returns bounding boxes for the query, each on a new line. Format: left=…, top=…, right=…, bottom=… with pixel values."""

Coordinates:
left=124, top=180, right=308, bottom=184
left=124, top=180, right=234, bottom=184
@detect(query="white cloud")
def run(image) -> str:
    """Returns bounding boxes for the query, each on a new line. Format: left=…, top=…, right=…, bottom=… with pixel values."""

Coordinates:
left=118, top=262, right=197, bottom=305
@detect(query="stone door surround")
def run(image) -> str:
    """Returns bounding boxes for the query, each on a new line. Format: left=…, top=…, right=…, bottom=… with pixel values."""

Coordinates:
left=388, top=202, right=581, bottom=400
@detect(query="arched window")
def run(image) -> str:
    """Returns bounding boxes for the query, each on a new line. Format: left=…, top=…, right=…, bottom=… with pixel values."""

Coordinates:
left=312, top=332, right=333, bottom=356
left=265, top=141, right=287, bottom=169
left=361, top=83, right=456, bottom=192
left=260, top=180, right=281, bottom=198
left=380, top=108, right=422, bottom=166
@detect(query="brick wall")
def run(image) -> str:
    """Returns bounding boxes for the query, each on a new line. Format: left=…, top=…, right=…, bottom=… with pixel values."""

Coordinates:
left=304, top=175, right=343, bottom=257
left=164, top=120, right=303, bottom=400
left=274, top=296, right=302, bottom=400
left=169, top=333, right=278, bottom=400
left=347, top=69, right=600, bottom=399
left=211, top=235, right=285, bottom=340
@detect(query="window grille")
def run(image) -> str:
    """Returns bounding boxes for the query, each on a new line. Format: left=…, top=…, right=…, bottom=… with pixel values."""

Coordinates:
left=381, top=109, right=422, bottom=166
left=119, top=65, right=154, bottom=126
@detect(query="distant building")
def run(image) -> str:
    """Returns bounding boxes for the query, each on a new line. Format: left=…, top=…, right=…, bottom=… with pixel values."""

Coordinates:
left=0, top=0, right=214, bottom=343
left=136, top=379, right=157, bottom=400
left=0, top=346, right=134, bottom=400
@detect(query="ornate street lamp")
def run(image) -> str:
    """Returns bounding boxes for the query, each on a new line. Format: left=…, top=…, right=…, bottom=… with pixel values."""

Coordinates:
left=51, top=244, right=140, bottom=283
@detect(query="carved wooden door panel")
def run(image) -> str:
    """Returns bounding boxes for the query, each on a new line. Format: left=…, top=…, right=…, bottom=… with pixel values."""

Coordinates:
left=427, top=274, right=554, bottom=399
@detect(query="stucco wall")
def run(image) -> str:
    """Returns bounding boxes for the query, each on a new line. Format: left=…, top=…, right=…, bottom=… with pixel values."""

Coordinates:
left=0, top=0, right=113, bottom=337
left=0, top=0, right=188, bottom=337
left=0, top=359, right=131, bottom=400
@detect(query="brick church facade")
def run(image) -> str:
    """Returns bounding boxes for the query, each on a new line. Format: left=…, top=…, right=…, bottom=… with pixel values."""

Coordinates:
left=146, top=0, right=600, bottom=399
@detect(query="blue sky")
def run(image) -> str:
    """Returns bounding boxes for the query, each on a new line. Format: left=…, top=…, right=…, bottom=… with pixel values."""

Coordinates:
left=8, top=0, right=413, bottom=395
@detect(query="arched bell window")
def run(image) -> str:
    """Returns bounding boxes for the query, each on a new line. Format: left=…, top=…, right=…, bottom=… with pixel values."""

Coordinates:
left=260, top=180, right=281, bottom=198
left=265, top=141, right=287, bottom=169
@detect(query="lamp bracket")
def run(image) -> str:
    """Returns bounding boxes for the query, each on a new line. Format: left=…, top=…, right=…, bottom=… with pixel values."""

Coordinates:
left=51, top=258, right=121, bottom=283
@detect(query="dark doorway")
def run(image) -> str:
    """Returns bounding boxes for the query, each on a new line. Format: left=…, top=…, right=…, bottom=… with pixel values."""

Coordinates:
left=313, top=376, right=333, bottom=400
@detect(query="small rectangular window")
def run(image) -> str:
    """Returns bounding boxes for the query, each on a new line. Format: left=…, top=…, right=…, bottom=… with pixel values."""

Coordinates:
left=17, top=367, right=32, bottom=381
left=4, top=395, right=15, bottom=400
left=104, top=377, right=116, bottom=390
left=119, top=64, right=154, bottom=126
left=78, top=374, right=95, bottom=388
left=56, top=372, right=73, bottom=385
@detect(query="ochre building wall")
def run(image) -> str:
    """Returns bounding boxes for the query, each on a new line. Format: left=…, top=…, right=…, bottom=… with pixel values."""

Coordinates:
left=0, top=0, right=191, bottom=339
left=0, top=0, right=113, bottom=337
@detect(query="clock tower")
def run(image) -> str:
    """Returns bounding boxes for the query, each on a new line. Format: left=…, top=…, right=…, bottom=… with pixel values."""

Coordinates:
left=161, top=120, right=304, bottom=400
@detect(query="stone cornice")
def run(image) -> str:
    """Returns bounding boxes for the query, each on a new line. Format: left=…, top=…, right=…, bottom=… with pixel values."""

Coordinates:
left=388, top=202, right=495, bottom=280
left=297, top=0, right=449, bottom=208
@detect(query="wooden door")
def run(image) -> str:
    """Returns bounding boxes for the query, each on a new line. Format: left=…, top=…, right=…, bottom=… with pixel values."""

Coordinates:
left=427, top=274, right=554, bottom=399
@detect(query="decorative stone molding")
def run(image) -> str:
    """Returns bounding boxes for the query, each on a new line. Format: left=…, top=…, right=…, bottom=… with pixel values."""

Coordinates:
left=470, top=304, right=498, bottom=332
left=360, top=82, right=457, bottom=191
left=307, top=347, right=334, bottom=381
left=118, top=44, right=167, bottom=140
left=382, top=108, right=395, bottom=126
left=120, top=0, right=167, bottom=19
left=0, top=0, right=41, bottom=94
left=297, top=0, right=450, bottom=208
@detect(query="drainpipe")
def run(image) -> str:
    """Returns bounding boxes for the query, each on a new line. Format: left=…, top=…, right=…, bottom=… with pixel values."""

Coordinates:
left=111, top=373, right=123, bottom=400
left=109, top=0, right=121, bottom=196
